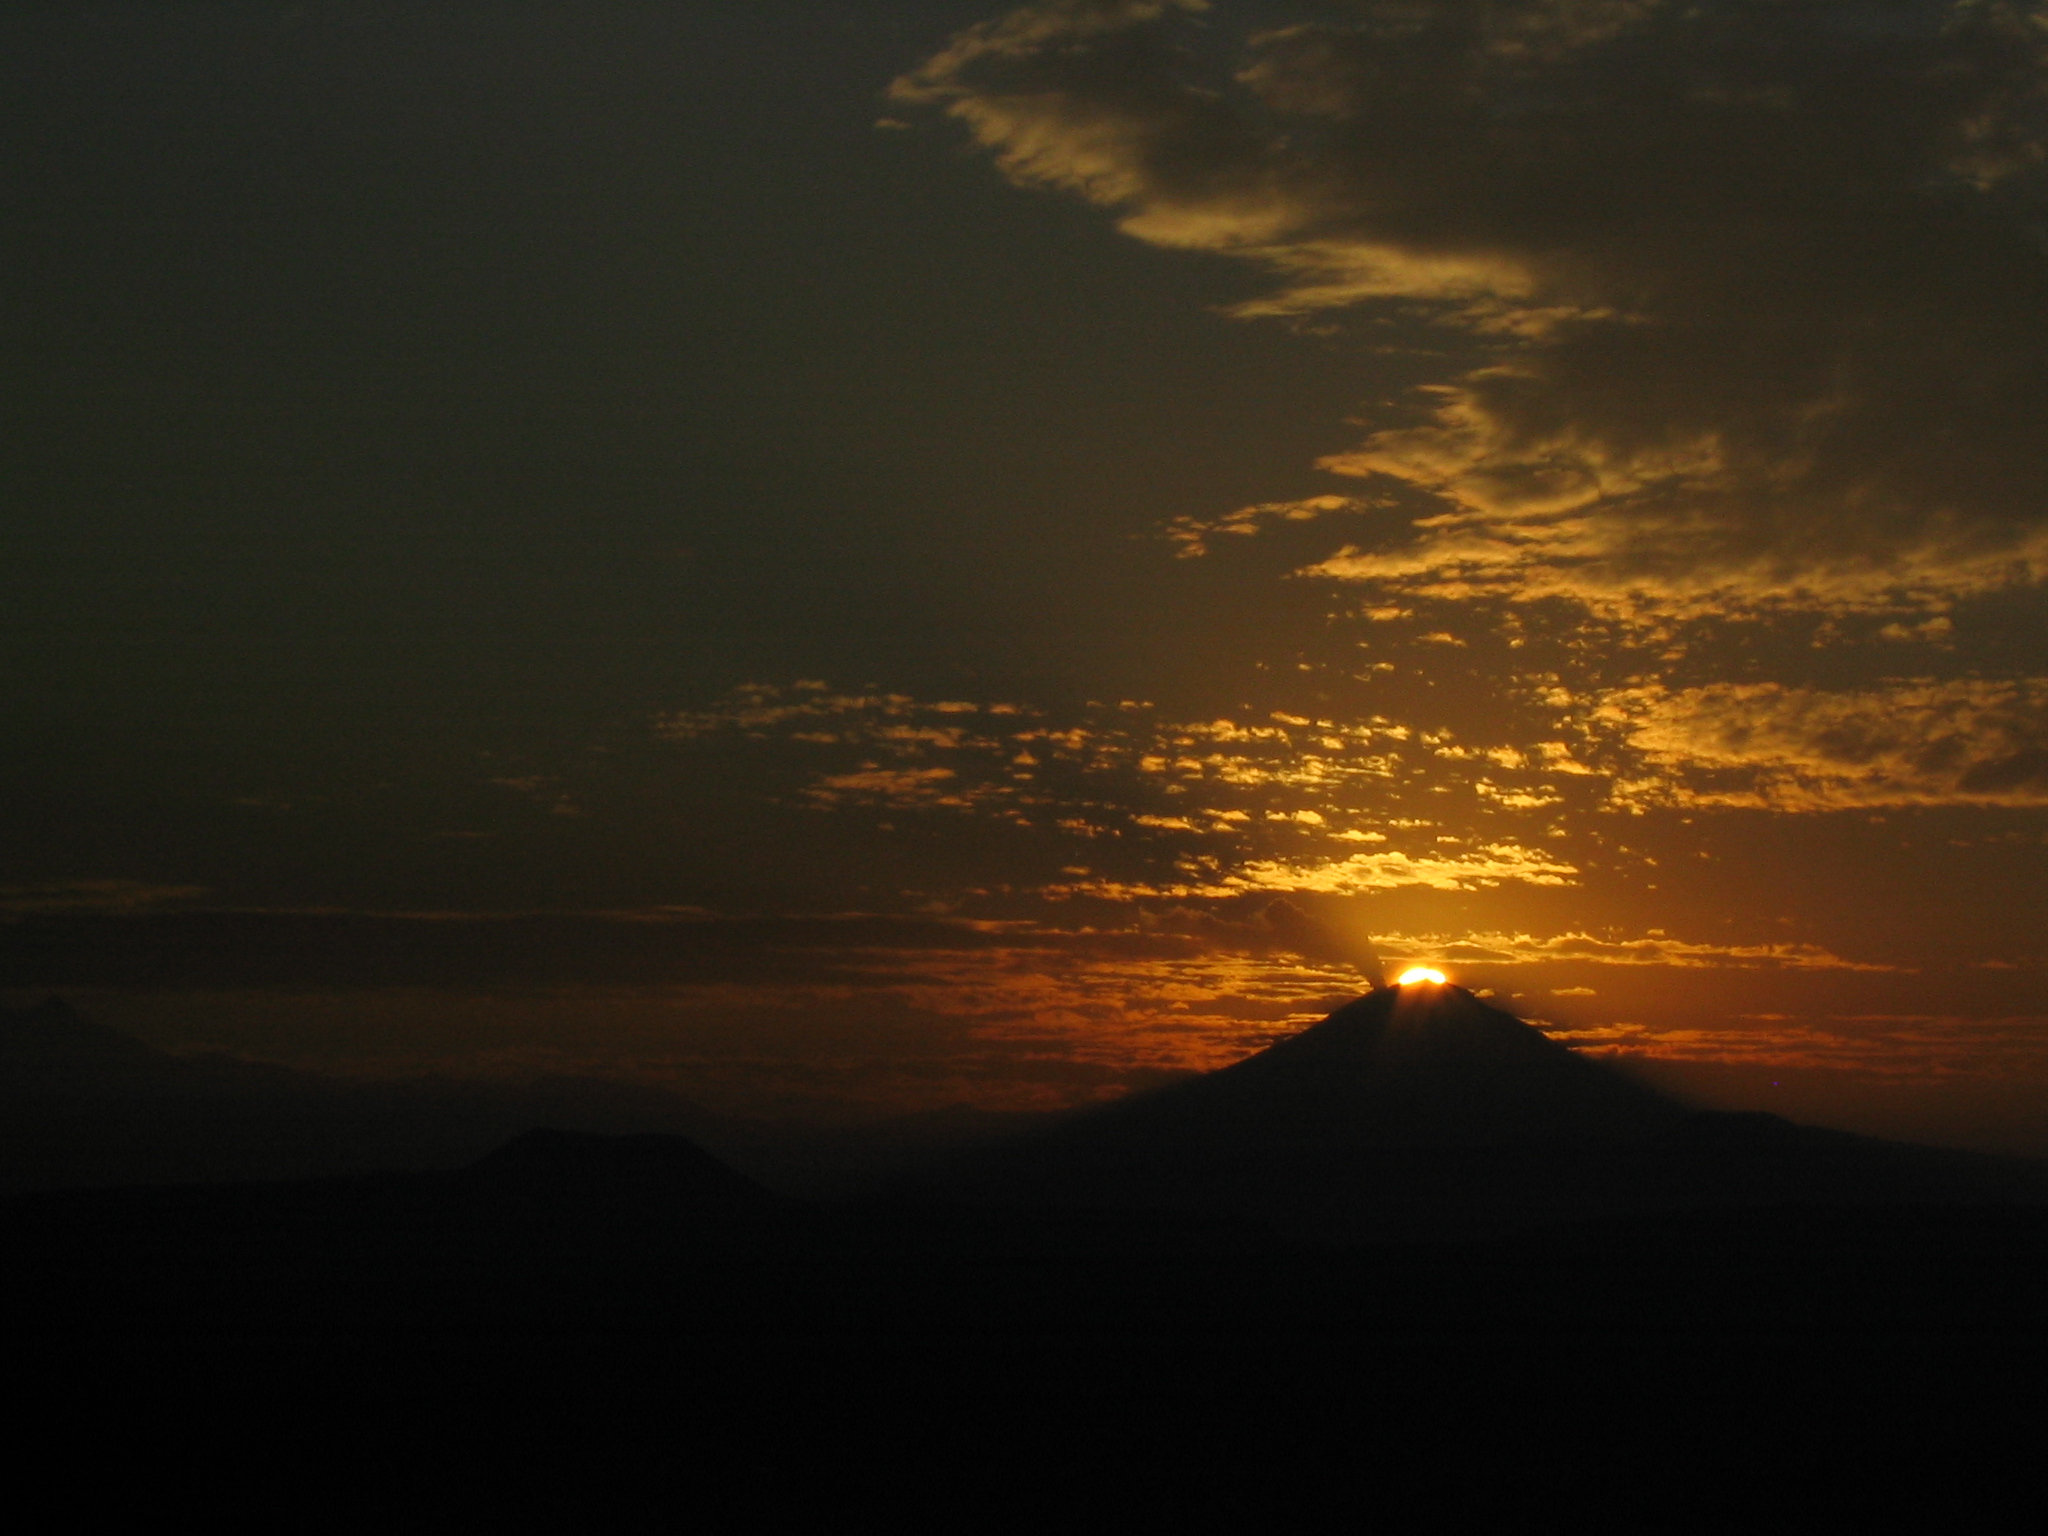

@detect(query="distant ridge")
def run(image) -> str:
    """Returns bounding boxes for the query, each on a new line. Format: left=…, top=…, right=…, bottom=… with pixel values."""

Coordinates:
left=0, top=999, right=746, bottom=1193
left=915, top=984, right=2048, bottom=1237
left=467, top=1127, right=773, bottom=1207
left=0, top=997, right=170, bottom=1073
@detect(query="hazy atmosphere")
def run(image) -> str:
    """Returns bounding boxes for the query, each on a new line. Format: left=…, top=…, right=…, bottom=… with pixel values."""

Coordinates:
left=10, top=0, right=2048, bottom=1152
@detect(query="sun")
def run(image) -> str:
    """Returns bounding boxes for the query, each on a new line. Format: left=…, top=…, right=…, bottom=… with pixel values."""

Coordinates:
left=1396, top=966, right=1448, bottom=986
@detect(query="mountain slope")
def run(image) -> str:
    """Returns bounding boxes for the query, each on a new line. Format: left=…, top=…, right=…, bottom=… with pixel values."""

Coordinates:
left=1096, top=982, right=1687, bottom=1151
left=466, top=1126, right=775, bottom=1209
left=0, top=997, right=178, bottom=1078
left=0, top=997, right=738, bottom=1191
left=915, top=984, right=2048, bottom=1237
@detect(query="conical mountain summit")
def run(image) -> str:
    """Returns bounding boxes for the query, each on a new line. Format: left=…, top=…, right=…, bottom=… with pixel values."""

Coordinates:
left=915, top=983, right=2048, bottom=1238
left=1142, top=982, right=1685, bottom=1151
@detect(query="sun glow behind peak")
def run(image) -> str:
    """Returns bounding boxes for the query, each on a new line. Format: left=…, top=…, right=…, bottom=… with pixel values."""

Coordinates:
left=1397, top=966, right=1448, bottom=986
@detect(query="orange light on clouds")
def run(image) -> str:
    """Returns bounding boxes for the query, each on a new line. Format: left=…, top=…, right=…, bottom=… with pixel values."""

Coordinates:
left=1397, top=966, right=1448, bottom=986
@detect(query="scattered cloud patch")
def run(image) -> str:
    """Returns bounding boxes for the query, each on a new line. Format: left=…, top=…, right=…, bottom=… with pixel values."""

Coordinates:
left=1601, top=679, right=2048, bottom=809
left=1372, top=930, right=1891, bottom=971
left=661, top=683, right=1602, bottom=901
left=1164, top=494, right=1378, bottom=558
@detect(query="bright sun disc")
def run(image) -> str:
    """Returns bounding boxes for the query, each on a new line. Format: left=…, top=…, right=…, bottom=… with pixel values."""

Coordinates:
left=1397, top=966, right=1447, bottom=986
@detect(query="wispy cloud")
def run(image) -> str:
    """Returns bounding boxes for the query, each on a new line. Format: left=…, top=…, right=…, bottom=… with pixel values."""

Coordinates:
left=1599, top=678, right=2048, bottom=809
left=900, top=0, right=2048, bottom=624
left=1046, top=842, right=1579, bottom=899
left=1371, top=929, right=1891, bottom=971
left=1553, top=1014, right=2048, bottom=1080
left=0, top=880, right=207, bottom=913
left=1303, top=508, right=2048, bottom=627
left=1163, top=494, right=1379, bottom=558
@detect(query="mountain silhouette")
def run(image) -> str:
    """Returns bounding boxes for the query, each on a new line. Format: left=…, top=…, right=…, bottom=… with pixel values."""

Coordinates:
left=0, top=998, right=1061, bottom=1197
left=0, top=996, right=752, bottom=1192
left=1112, top=982, right=1685, bottom=1149
left=465, top=1127, right=774, bottom=1209
left=914, top=984, right=2048, bottom=1237
left=0, top=997, right=175, bottom=1076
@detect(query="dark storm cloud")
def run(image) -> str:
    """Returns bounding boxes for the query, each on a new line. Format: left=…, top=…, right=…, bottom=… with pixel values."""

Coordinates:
left=899, top=0, right=2048, bottom=619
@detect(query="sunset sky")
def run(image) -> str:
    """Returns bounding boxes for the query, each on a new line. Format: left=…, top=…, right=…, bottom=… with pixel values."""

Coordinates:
left=9, top=1, right=2048, bottom=1149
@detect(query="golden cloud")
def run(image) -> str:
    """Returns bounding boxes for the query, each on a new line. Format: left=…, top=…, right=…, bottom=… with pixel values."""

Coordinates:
left=1371, top=929, right=1891, bottom=971
left=1599, top=679, right=2048, bottom=809
left=900, top=1, right=2048, bottom=621
left=1044, top=841, right=1578, bottom=899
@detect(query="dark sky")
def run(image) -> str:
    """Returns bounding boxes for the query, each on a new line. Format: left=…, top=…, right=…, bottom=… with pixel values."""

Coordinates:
left=9, top=1, right=2048, bottom=1147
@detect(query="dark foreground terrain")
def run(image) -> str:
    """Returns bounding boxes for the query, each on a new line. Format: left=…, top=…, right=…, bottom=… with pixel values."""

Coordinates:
left=9, top=1129, right=2048, bottom=1518
left=11, top=989, right=2048, bottom=1513
left=11, top=1128, right=2048, bottom=1337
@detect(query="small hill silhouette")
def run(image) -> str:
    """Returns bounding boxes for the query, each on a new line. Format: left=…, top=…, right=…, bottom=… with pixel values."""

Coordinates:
left=0, top=998, right=778, bottom=1192
left=465, top=1127, right=773, bottom=1208
left=915, top=984, right=2048, bottom=1237
left=0, top=997, right=173, bottom=1075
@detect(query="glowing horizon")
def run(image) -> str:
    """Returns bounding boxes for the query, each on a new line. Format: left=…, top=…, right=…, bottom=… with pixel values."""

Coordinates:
left=1397, top=966, right=1448, bottom=986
